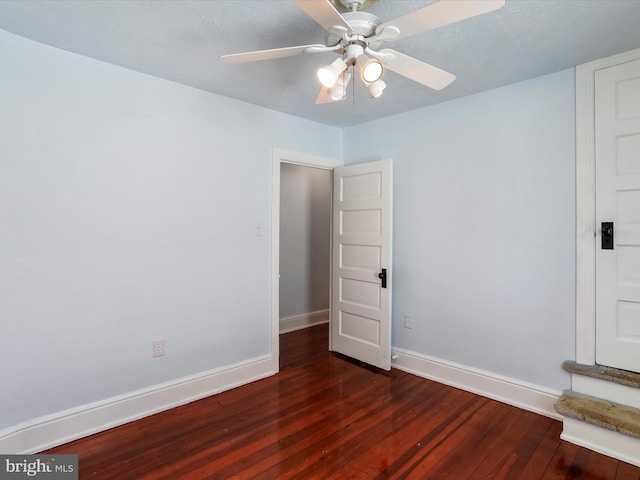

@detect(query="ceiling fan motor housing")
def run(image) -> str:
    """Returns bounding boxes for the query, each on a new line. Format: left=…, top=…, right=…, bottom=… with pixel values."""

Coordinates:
left=343, top=11, right=381, bottom=36
left=325, top=11, right=383, bottom=57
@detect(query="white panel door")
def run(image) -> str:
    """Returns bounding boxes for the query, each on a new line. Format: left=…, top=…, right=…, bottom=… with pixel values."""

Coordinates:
left=595, top=58, right=640, bottom=373
left=331, top=159, right=392, bottom=370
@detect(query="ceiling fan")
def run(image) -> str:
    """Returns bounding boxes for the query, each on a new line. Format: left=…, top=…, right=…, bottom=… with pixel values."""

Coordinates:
left=220, top=0, right=505, bottom=104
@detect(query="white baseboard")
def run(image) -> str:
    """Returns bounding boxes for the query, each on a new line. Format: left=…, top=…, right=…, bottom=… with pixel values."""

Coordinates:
left=391, top=347, right=562, bottom=420
left=280, top=309, right=329, bottom=334
left=561, top=417, right=640, bottom=467
left=0, top=355, right=275, bottom=454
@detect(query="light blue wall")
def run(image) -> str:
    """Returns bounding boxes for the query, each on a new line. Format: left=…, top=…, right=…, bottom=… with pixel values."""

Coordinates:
left=0, top=29, right=341, bottom=429
left=344, top=69, right=576, bottom=391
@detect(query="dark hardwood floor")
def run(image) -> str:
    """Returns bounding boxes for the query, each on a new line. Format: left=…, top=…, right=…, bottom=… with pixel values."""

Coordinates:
left=45, top=324, right=640, bottom=479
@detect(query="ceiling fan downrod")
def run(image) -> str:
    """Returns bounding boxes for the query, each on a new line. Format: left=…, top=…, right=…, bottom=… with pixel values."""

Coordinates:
left=348, top=1, right=363, bottom=12
left=334, top=0, right=379, bottom=13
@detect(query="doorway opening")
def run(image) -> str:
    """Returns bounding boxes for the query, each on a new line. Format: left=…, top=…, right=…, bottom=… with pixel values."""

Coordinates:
left=270, top=149, right=343, bottom=373
left=279, top=163, right=331, bottom=334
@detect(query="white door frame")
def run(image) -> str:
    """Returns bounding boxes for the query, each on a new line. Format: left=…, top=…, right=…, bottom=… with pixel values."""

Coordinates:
left=270, top=148, right=344, bottom=372
left=575, top=47, right=640, bottom=365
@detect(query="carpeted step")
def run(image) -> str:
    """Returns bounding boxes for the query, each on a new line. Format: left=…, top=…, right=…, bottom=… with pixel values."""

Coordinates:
left=555, top=390, right=640, bottom=439
left=562, top=361, right=640, bottom=389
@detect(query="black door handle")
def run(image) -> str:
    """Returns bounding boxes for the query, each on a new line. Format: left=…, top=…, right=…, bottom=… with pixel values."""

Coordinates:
left=378, top=268, right=387, bottom=289
left=602, top=222, right=614, bottom=250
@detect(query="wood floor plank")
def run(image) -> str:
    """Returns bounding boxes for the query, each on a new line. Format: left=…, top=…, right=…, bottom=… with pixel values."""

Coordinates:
left=580, top=445, right=621, bottom=479
left=316, top=380, right=465, bottom=480
left=323, top=384, right=467, bottom=480
left=540, top=441, right=582, bottom=479
left=616, top=461, right=640, bottom=480
left=368, top=390, right=481, bottom=479
left=42, top=324, right=640, bottom=479
left=393, top=396, right=494, bottom=479
left=491, top=411, right=562, bottom=479
left=216, top=365, right=412, bottom=479
left=440, top=403, right=524, bottom=479
left=509, top=419, right=564, bottom=480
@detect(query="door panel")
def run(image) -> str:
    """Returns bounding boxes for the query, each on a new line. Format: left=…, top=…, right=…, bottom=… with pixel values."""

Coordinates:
left=331, top=159, right=392, bottom=370
left=595, top=58, right=640, bottom=372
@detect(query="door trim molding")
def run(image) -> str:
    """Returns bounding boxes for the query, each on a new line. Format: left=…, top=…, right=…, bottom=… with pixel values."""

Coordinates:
left=575, top=47, right=640, bottom=365
left=271, top=148, right=343, bottom=372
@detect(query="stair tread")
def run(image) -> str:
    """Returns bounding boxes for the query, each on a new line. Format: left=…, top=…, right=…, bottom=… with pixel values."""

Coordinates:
left=562, top=361, right=640, bottom=388
left=555, top=390, right=640, bottom=439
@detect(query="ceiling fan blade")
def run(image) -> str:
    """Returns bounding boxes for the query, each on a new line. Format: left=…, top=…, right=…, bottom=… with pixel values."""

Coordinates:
left=293, top=0, right=352, bottom=33
left=376, top=0, right=505, bottom=40
left=315, top=87, right=336, bottom=104
left=220, top=44, right=326, bottom=64
left=380, top=49, right=456, bottom=91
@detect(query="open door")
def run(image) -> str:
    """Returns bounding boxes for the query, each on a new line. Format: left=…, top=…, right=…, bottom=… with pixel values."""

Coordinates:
left=595, top=57, right=640, bottom=373
left=331, top=159, right=392, bottom=370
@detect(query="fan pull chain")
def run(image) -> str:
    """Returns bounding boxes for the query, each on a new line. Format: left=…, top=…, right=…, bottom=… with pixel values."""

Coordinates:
left=352, top=65, right=355, bottom=104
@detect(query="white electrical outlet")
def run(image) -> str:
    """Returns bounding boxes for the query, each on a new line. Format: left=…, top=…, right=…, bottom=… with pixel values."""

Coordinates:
left=404, top=314, right=413, bottom=329
left=152, top=338, right=165, bottom=357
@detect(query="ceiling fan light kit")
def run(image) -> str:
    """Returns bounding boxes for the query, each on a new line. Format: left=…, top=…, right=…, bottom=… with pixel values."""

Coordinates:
left=328, top=71, right=352, bottom=101
left=367, top=79, right=386, bottom=99
left=220, top=0, right=505, bottom=104
left=361, top=59, right=383, bottom=83
left=317, top=57, right=348, bottom=88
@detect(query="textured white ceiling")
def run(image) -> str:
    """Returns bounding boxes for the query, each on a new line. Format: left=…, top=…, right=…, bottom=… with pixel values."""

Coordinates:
left=1, top=0, right=640, bottom=127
